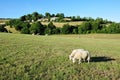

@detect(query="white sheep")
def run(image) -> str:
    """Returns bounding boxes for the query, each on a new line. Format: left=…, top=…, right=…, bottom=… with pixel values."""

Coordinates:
left=69, top=49, right=90, bottom=64
left=69, top=49, right=84, bottom=60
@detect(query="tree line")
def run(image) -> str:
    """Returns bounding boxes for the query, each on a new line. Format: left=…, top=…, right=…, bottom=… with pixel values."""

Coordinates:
left=19, top=12, right=65, bottom=22
left=2, top=12, right=120, bottom=34
left=19, top=12, right=113, bottom=23
left=5, top=19, right=120, bottom=34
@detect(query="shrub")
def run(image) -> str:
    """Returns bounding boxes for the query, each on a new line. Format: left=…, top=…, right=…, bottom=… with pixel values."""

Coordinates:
left=0, top=24, right=7, bottom=32
left=29, top=22, right=45, bottom=35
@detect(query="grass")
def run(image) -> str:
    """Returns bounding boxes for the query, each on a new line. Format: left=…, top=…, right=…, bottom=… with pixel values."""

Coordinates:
left=0, top=33, right=120, bottom=80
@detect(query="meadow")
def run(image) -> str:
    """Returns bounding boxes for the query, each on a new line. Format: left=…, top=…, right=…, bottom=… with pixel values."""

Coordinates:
left=0, top=33, right=120, bottom=80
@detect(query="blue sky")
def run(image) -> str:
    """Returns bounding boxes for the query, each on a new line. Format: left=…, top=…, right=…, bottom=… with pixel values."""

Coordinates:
left=0, top=0, right=120, bottom=22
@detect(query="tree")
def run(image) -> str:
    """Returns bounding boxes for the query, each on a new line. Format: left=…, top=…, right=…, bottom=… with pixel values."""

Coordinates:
left=14, top=20, right=24, bottom=30
left=82, top=17, right=88, bottom=21
left=76, top=16, right=81, bottom=21
left=45, top=12, right=51, bottom=21
left=78, top=25, right=83, bottom=34
left=32, top=12, right=39, bottom=22
left=56, top=13, right=64, bottom=22
left=21, top=22, right=31, bottom=34
left=21, top=27, right=30, bottom=34
left=106, top=23, right=120, bottom=33
left=91, top=22, right=102, bottom=33
left=78, top=22, right=91, bottom=34
left=45, top=22, right=56, bottom=34
left=45, top=12, right=51, bottom=18
left=88, top=17, right=94, bottom=21
left=56, top=13, right=64, bottom=18
left=96, top=17, right=104, bottom=24
left=53, top=27, right=61, bottom=34
left=51, top=14, right=55, bottom=17
left=29, top=22, right=44, bottom=34
left=61, top=24, right=69, bottom=34
left=26, top=14, right=32, bottom=22
left=61, top=24, right=74, bottom=34
left=38, top=14, right=44, bottom=19
left=7, top=19, right=18, bottom=27
left=0, top=24, right=7, bottom=32
left=20, top=15, right=26, bottom=21
left=71, top=16, right=76, bottom=21
left=72, top=27, right=78, bottom=34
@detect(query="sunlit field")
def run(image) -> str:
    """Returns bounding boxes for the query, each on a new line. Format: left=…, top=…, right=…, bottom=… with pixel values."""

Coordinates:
left=41, top=21, right=83, bottom=27
left=0, top=33, right=120, bottom=80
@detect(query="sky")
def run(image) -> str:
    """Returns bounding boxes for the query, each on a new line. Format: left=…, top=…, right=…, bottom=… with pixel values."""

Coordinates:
left=0, top=0, right=120, bottom=22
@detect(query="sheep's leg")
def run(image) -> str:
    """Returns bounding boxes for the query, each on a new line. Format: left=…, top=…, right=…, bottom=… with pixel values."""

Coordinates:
left=78, top=58, right=81, bottom=64
left=72, top=58, right=76, bottom=63
left=87, top=57, right=90, bottom=63
left=83, top=59, right=85, bottom=62
left=87, top=60, right=89, bottom=63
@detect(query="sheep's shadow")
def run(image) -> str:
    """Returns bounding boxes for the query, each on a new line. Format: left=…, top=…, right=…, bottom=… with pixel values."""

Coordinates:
left=91, top=56, right=115, bottom=62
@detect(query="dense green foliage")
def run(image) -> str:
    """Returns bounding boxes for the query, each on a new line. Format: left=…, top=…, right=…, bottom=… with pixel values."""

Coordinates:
left=45, top=22, right=56, bottom=34
left=0, top=24, right=7, bottom=32
left=61, top=24, right=76, bottom=34
left=101, top=23, right=120, bottom=33
left=0, top=33, right=120, bottom=80
left=5, top=12, right=120, bottom=34
left=19, top=12, right=65, bottom=22
left=29, top=22, right=45, bottom=35
left=18, top=12, right=112, bottom=23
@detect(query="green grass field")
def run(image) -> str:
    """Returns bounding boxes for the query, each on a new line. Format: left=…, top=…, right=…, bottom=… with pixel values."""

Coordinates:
left=0, top=33, right=120, bottom=80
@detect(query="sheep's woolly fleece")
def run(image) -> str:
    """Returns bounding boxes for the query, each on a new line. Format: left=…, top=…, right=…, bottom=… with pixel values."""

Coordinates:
left=69, top=49, right=90, bottom=64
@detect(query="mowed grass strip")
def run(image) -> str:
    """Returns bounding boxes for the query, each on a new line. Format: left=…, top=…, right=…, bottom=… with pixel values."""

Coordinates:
left=0, top=33, right=120, bottom=80
left=41, top=21, right=83, bottom=27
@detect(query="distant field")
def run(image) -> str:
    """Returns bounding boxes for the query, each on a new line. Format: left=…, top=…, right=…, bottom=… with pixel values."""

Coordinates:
left=5, top=26, right=20, bottom=33
left=0, top=20, right=9, bottom=24
left=0, top=33, right=120, bottom=80
left=0, top=19, right=83, bottom=27
left=41, top=21, right=83, bottom=27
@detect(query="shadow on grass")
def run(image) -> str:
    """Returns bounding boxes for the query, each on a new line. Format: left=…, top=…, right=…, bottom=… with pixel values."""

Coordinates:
left=91, top=56, right=115, bottom=62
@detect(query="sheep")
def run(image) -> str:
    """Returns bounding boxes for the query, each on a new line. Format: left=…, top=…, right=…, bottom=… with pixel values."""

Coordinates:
left=69, top=49, right=84, bottom=60
left=69, top=49, right=90, bottom=64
